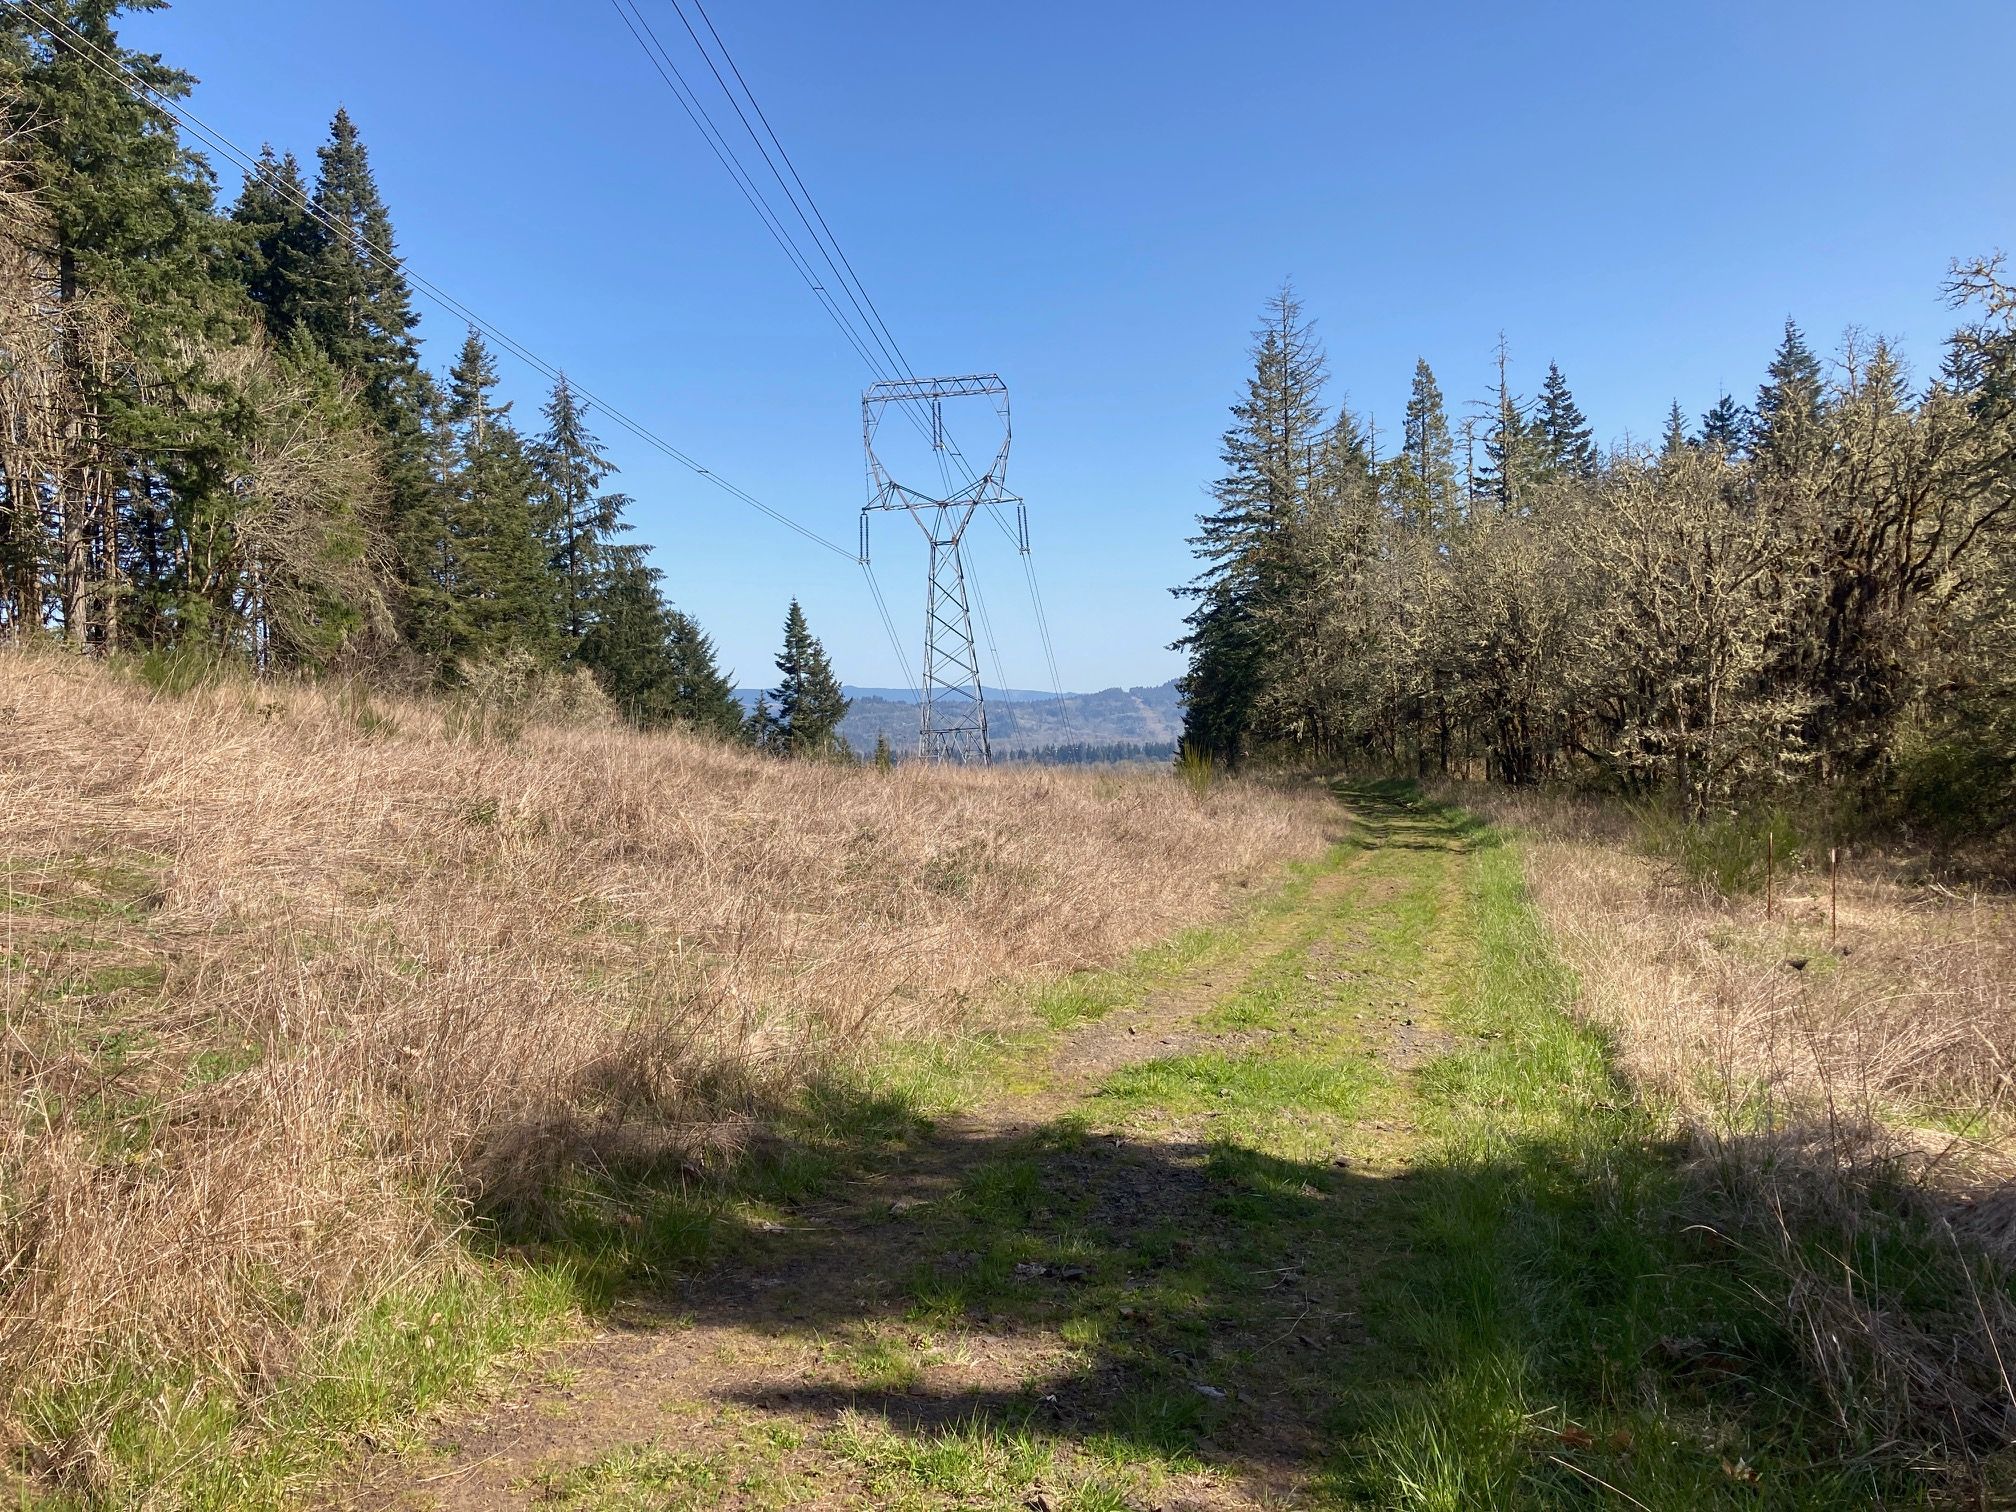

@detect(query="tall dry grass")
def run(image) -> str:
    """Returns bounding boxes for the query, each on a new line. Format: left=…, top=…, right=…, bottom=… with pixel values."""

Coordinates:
left=0, top=650, right=1328, bottom=1485
left=1461, top=785, right=2016, bottom=1466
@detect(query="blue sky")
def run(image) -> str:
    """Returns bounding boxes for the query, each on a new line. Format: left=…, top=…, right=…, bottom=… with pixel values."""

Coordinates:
left=126, top=1, right=2014, bottom=692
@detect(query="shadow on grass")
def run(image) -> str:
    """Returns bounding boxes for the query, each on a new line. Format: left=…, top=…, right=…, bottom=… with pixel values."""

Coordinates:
left=1333, top=777, right=1503, bottom=854
left=485, top=1092, right=1949, bottom=1506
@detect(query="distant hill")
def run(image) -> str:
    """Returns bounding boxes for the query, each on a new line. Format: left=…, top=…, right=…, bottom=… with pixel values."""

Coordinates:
left=733, top=685, right=1070, bottom=708
left=837, top=681, right=1183, bottom=755
left=729, top=680, right=1183, bottom=754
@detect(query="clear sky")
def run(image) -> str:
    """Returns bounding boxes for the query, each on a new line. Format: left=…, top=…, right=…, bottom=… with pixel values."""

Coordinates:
left=124, top=1, right=2014, bottom=693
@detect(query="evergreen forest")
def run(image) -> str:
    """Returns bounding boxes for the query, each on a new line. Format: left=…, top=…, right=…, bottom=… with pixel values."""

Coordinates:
left=0, top=2, right=851, bottom=758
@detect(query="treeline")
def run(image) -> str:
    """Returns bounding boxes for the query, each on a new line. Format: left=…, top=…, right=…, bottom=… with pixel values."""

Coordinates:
left=1178, top=281, right=2016, bottom=835
left=0, top=4, right=849, bottom=752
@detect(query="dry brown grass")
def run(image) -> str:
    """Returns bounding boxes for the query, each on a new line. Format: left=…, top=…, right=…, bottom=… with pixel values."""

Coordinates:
left=0, top=649, right=1328, bottom=1484
left=1457, top=784, right=2016, bottom=1465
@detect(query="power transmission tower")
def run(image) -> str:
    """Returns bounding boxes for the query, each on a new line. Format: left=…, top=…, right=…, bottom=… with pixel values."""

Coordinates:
left=859, top=375, right=1024, bottom=764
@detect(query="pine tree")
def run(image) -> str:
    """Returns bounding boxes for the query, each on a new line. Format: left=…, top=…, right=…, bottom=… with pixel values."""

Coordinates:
left=301, top=109, right=435, bottom=651
left=442, top=329, right=559, bottom=667
left=1175, top=285, right=1326, bottom=762
left=535, top=375, right=630, bottom=646
left=231, top=146, right=318, bottom=341
left=873, top=731, right=895, bottom=770
left=1698, top=392, right=1753, bottom=454
left=304, top=110, right=425, bottom=428
left=3, top=0, right=245, bottom=649
left=1476, top=339, right=1542, bottom=510
left=574, top=545, right=676, bottom=726
left=1660, top=400, right=1692, bottom=458
left=1391, top=359, right=1459, bottom=531
left=1753, top=318, right=1825, bottom=472
left=664, top=608, right=744, bottom=739
left=1535, top=361, right=1599, bottom=477
left=766, top=599, right=850, bottom=758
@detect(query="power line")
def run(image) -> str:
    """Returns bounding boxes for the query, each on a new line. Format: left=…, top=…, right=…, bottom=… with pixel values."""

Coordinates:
left=660, top=0, right=913, bottom=383
left=684, top=0, right=922, bottom=390
left=606, top=0, right=895, bottom=385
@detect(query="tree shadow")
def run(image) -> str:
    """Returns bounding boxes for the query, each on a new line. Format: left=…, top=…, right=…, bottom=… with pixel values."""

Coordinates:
left=478, top=1067, right=1924, bottom=1505
left=496, top=1096, right=1390, bottom=1479
left=1332, top=777, right=1502, bottom=853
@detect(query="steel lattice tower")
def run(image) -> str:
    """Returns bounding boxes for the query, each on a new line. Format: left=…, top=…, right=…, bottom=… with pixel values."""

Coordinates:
left=859, top=375, right=1022, bottom=764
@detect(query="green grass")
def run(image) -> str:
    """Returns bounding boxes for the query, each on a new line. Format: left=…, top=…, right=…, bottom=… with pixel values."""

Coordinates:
left=1, top=853, right=165, bottom=919
left=1326, top=803, right=1934, bottom=1509
left=1095, top=1048, right=1378, bottom=1120
left=15, top=1266, right=580, bottom=1512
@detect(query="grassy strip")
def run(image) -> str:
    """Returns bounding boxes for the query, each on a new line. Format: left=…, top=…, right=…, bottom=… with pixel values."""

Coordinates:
left=1330, top=808, right=1924, bottom=1509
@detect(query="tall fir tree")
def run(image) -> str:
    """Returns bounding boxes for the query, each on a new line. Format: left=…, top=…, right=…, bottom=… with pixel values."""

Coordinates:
left=1753, top=318, right=1826, bottom=472
left=1175, top=285, right=1326, bottom=762
left=1476, top=340, right=1542, bottom=510
left=765, top=599, right=850, bottom=757
left=441, top=329, right=558, bottom=667
left=231, top=146, right=318, bottom=341
left=575, top=545, right=676, bottom=726
left=1390, top=358, right=1459, bottom=531
left=304, top=110, right=424, bottom=429
left=534, top=375, right=629, bottom=646
left=3, top=0, right=246, bottom=649
left=664, top=608, right=745, bottom=740
left=1660, top=399, right=1692, bottom=458
left=302, top=108, right=438, bottom=654
left=1534, top=361, right=1599, bottom=477
left=1698, top=392, right=1753, bottom=454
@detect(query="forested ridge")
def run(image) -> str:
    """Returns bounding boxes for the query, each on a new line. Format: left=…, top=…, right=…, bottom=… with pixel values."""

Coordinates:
left=1179, top=280, right=2016, bottom=842
left=0, top=2, right=863, bottom=754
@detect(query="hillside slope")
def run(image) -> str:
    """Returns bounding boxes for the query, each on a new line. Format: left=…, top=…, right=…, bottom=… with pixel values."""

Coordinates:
left=0, top=651, right=1324, bottom=1504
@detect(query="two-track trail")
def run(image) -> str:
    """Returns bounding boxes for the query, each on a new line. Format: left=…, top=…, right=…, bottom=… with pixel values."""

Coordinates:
left=348, top=786, right=1485, bottom=1511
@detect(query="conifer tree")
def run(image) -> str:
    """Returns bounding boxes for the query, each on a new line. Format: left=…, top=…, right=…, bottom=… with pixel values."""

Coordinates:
left=575, top=545, right=677, bottom=726
left=3, top=0, right=245, bottom=649
left=304, top=110, right=424, bottom=427
left=1476, top=341, right=1542, bottom=510
left=1753, top=318, right=1826, bottom=472
left=1535, top=361, right=1599, bottom=477
left=873, top=730, right=895, bottom=770
left=1175, top=285, right=1326, bottom=762
left=1391, top=359, right=1459, bottom=530
left=535, top=376, right=630, bottom=646
left=441, top=329, right=559, bottom=667
left=765, top=599, right=850, bottom=757
left=231, top=146, right=318, bottom=341
left=1660, top=400, right=1692, bottom=458
left=1698, top=392, right=1753, bottom=454
left=664, top=608, right=744, bottom=739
